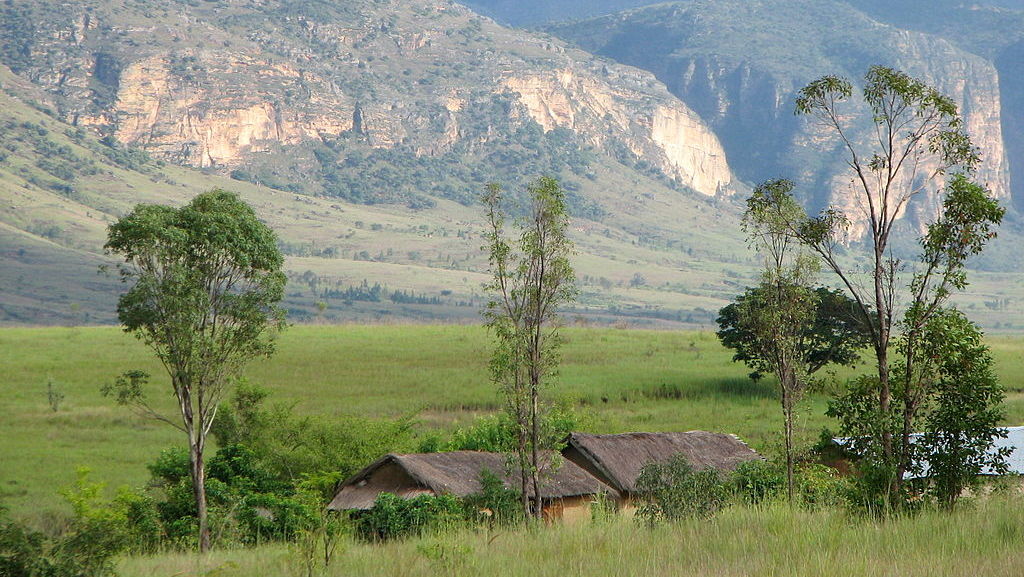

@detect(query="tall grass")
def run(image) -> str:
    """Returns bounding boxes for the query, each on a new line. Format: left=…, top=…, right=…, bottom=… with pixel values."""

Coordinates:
left=119, top=498, right=1024, bottom=577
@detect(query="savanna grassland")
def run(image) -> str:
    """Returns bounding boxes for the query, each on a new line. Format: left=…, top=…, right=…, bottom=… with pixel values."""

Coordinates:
left=4, top=324, right=1024, bottom=517
left=5, top=324, right=1024, bottom=576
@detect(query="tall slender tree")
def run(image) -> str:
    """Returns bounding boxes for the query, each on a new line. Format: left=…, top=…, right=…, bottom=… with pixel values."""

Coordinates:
left=739, top=180, right=820, bottom=502
left=785, top=66, right=1003, bottom=505
left=482, top=177, right=576, bottom=520
left=103, top=190, right=286, bottom=551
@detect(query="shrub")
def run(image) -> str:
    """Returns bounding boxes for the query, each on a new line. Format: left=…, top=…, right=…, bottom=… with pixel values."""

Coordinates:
left=236, top=492, right=316, bottom=544
left=734, top=459, right=785, bottom=505
left=355, top=493, right=464, bottom=541
left=635, top=455, right=731, bottom=525
left=0, top=471, right=132, bottom=576
left=796, top=464, right=847, bottom=509
left=461, top=470, right=522, bottom=527
left=0, top=505, right=46, bottom=577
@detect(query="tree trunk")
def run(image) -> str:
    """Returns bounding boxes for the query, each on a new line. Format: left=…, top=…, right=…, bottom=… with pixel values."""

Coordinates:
left=518, top=428, right=530, bottom=520
left=189, top=438, right=211, bottom=552
left=530, top=382, right=542, bottom=520
left=873, top=258, right=895, bottom=505
left=783, top=385, right=795, bottom=504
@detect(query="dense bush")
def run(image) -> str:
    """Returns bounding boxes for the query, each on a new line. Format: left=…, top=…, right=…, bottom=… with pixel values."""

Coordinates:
left=461, top=470, right=523, bottom=527
left=144, top=443, right=319, bottom=547
left=734, top=459, right=785, bottom=504
left=635, top=456, right=731, bottom=525
left=430, top=401, right=586, bottom=453
left=211, top=383, right=418, bottom=487
left=354, top=493, right=465, bottom=541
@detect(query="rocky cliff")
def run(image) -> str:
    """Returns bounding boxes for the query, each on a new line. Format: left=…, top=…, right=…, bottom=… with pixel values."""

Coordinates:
left=549, top=0, right=1015, bottom=230
left=0, top=0, right=734, bottom=203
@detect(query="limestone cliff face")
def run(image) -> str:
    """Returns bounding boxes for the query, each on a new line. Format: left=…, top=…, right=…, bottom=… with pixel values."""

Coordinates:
left=550, top=0, right=1016, bottom=233
left=503, top=67, right=731, bottom=195
left=3, top=0, right=735, bottom=201
left=96, top=56, right=351, bottom=167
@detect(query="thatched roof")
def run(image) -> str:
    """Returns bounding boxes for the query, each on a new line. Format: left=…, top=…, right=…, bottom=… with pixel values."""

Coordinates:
left=328, top=450, right=614, bottom=511
left=563, top=431, right=762, bottom=494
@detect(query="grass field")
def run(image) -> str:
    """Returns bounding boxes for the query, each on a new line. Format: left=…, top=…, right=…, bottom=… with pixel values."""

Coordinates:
left=5, top=324, right=1024, bottom=575
left=3, top=324, right=1024, bottom=521
left=118, top=499, right=1024, bottom=577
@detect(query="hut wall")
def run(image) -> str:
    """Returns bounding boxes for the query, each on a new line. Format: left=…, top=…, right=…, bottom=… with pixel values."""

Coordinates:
left=542, top=495, right=595, bottom=525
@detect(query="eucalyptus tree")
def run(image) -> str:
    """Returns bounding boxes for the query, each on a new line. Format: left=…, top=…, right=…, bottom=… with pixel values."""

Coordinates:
left=788, top=66, right=1004, bottom=504
left=103, top=190, right=286, bottom=551
left=482, top=177, right=576, bottom=520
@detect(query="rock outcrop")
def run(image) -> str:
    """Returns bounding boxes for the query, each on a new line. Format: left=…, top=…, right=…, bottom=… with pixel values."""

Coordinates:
left=549, top=0, right=1016, bottom=232
left=0, top=0, right=734, bottom=198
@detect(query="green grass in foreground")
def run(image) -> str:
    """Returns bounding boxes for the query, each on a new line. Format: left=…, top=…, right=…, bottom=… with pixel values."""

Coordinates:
left=119, top=499, right=1024, bottom=577
left=3, top=325, right=1024, bottom=519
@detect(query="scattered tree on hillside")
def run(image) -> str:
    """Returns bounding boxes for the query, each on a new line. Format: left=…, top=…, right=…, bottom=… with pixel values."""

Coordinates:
left=102, top=190, right=286, bottom=551
left=761, top=66, right=1005, bottom=507
left=482, top=177, right=577, bottom=520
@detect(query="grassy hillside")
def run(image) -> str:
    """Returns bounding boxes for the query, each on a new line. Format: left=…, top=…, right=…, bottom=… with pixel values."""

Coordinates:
left=4, top=325, right=1024, bottom=520
left=0, top=60, right=766, bottom=327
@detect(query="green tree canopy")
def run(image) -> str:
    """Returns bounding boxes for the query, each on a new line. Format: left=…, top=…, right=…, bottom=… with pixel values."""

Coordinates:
left=104, top=189, right=286, bottom=552
left=717, top=286, right=872, bottom=379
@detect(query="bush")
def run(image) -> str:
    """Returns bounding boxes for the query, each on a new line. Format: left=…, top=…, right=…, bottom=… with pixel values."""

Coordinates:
left=355, top=493, right=464, bottom=541
left=461, top=470, right=522, bottom=527
left=236, top=492, right=316, bottom=544
left=734, top=460, right=785, bottom=504
left=440, top=401, right=587, bottom=453
left=635, top=455, right=731, bottom=525
left=0, top=505, right=46, bottom=577
left=211, top=383, right=417, bottom=483
left=796, top=464, right=847, bottom=509
left=0, top=472, right=131, bottom=577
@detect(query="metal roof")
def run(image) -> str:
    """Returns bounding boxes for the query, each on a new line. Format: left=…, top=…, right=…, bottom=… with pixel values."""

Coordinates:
left=833, top=426, right=1024, bottom=478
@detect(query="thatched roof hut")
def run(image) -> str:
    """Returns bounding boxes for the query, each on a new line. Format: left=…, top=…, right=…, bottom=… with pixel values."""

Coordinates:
left=562, top=431, right=761, bottom=495
left=327, top=450, right=614, bottom=512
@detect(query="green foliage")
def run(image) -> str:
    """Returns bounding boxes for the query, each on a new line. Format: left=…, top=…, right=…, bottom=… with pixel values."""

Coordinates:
left=717, top=286, right=870, bottom=379
left=915, top=309, right=1009, bottom=508
left=795, top=464, right=847, bottom=509
left=733, top=460, right=847, bottom=509
left=0, top=505, right=47, bottom=577
left=355, top=493, right=465, bottom=542
left=826, top=375, right=902, bottom=510
left=635, top=455, right=731, bottom=525
left=211, top=383, right=418, bottom=486
left=438, top=402, right=585, bottom=453
left=733, top=460, right=785, bottom=505
left=142, top=442, right=320, bottom=547
left=461, top=470, right=523, bottom=527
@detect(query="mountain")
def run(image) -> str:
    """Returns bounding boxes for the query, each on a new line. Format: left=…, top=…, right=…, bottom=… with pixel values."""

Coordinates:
left=0, top=0, right=733, bottom=207
left=0, top=0, right=755, bottom=327
left=0, top=0, right=1022, bottom=330
left=456, top=0, right=657, bottom=27
left=547, top=0, right=1017, bottom=223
